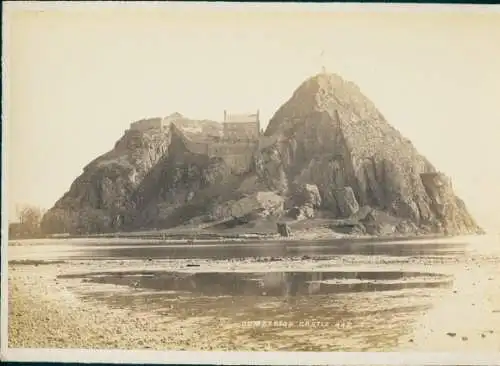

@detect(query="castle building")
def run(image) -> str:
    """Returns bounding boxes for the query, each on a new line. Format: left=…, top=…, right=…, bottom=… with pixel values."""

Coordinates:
left=222, top=110, right=260, bottom=141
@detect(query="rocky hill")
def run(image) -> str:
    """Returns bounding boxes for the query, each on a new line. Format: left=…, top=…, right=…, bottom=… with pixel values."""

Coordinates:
left=41, top=73, right=483, bottom=237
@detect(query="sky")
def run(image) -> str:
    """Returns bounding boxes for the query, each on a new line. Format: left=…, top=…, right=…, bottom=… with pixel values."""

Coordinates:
left=3, top=3, right=500, bottom=231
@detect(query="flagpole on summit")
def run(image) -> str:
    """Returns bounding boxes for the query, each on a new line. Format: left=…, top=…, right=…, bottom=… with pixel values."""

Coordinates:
left=320, top=50, right=327, bottom=74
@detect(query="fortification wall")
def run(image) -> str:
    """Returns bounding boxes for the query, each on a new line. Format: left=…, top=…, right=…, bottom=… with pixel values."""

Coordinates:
left=130, top=118, right=168, bottom=131
left=223, top=122, right=259, bottom=140
left=179, top=135, right=209, bottom=155
left=208, top=141, right=257, bottom=156
left=210, top=141, right=257, bottom=174
left=181, top=135, right=256, bottom=173
left=178, top=124, right=258, bottom=174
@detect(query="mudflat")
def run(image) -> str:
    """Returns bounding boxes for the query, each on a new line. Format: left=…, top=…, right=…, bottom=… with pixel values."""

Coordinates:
left=7, top=235, right=500, bottom=351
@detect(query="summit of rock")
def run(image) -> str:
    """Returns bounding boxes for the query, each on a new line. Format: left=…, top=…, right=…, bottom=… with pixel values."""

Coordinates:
left=167, top=112, right=183, bottom=119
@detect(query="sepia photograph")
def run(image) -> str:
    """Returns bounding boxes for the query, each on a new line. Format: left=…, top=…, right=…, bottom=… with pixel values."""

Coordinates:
left=2, top=2, right=500, bottom=364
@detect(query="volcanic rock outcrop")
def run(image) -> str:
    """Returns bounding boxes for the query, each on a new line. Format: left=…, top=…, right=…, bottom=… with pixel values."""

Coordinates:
left=254, top=73, right=482, bottom=235
left=42, top=73, right=483, bottom=236
left=41, top=122, right=171, bottom=234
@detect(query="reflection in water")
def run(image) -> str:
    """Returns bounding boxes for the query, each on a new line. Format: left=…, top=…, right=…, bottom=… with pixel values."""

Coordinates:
left=73, top=282, right=434, bottom=351
left=76, top=235, right=457, bottom=248
left=47, top=237, right=469, bottom=351
left=59, top=270, right=452, bottom=297
left=65, top=270, right=439, bottom=351
left=75, top=241, right=467, bottom=261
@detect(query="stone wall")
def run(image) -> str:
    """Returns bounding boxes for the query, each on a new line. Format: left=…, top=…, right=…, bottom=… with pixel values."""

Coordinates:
left=174, top=118, right=260, bottom=174
left=209, top=141, right=257, bottom=174
left=181, top=136, right=257, bottom=170
left=208, top=141, right=258, bottom=156
left=182, top=137, right=209, bottom=155
left=223, top=122, right=260, bottom=140
left=130, top=117, right=168, bottom=131
left=178, top=135, right=257, bottom=174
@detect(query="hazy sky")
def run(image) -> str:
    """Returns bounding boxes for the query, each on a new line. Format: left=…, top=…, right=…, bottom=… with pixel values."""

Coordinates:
left=4, top=3, right=500, bottom=231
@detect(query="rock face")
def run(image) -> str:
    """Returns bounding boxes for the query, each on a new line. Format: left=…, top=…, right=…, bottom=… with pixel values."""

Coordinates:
left=285, top=183, right=321, bottom=220
left=41, top=113, right=223, bottom=234
left=255, top=73, right=482, bottom=235
left=42, top=73, right=483, bottom=236
left=277, top=222, right=292, bottom=237
left=289, top=183, right=322, bottom=209
left=325, top=186, right=360, bottom=218
left=41, top=123, right=172, bottom=234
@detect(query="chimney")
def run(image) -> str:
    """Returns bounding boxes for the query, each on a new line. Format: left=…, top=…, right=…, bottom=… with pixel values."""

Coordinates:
left=224, top=110, right=227, bottom=122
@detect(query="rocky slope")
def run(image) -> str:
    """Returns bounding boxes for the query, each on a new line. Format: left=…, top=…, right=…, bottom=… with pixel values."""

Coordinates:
left=41, top=123, right=170, bottom=234
left=254, top=73, right=482, bottom=235
left=41, top=113, right=223, bottom=234
left=41, top=73, right=483, bottom=236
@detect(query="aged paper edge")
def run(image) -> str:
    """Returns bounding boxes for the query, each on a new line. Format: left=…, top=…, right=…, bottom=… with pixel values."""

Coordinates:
left=2, top=1, right=500, bottom=364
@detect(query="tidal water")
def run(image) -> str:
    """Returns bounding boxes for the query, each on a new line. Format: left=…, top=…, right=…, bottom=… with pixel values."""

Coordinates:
left=10, top=235, right=493, bottom=351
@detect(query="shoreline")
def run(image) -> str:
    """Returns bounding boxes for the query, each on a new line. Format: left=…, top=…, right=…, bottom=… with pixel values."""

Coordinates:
left=8, top=267, right=192, bottom=350
left=8, top=230, right=483, bottom=247
left=6, top=235, right=500, bottom=353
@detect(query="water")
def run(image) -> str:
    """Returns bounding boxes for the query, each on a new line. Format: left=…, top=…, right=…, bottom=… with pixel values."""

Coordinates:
left=60, top=238, right=468, bottom=261
left=10, top=235, right=496, bottom=351
left=59, top=270, right=452, bottom=296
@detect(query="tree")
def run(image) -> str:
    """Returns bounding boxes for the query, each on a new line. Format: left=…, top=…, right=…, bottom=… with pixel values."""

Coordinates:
left=13, top=205, right=44, bottom=238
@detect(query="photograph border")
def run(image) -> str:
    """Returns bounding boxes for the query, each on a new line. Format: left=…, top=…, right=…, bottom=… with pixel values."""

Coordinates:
left=2, top=1, right=500, bottom=365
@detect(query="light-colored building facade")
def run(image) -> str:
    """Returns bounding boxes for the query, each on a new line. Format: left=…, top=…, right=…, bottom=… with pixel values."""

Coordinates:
left=222, top=110, right=260, bottom=141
